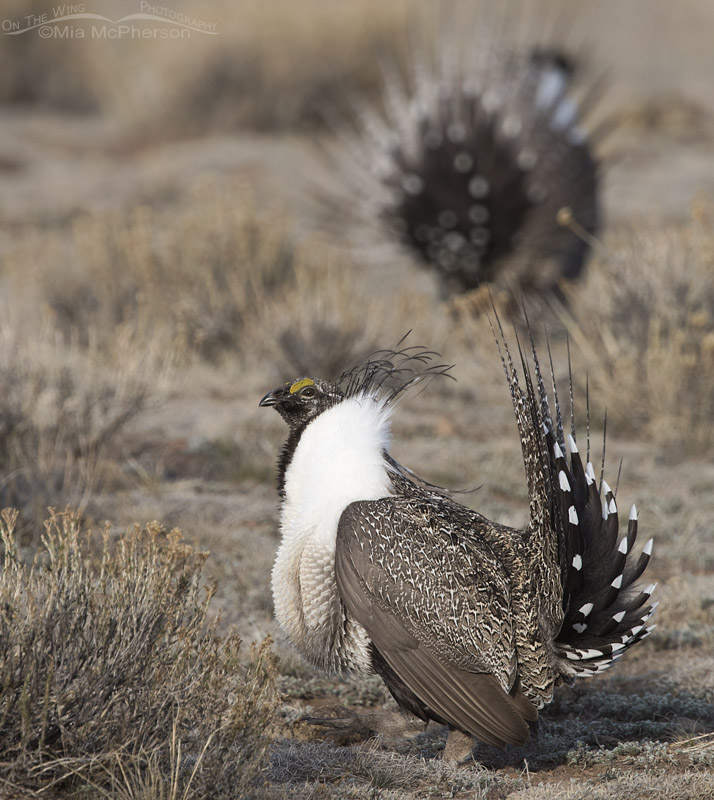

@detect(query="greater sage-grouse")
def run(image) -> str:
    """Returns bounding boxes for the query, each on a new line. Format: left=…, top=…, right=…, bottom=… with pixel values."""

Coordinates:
left=260, top=336, right=655, bottom=760
left=328, top=17, right=602, bottom=297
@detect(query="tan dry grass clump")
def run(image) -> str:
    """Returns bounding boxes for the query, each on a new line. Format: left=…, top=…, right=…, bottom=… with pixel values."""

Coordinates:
left=0, top=508, right=277, bottom=798
left=246, top=253, right=439, bottom=382
left=0, top=323, right=170, bottom=528
left=561, top=205, right=714, bottom=454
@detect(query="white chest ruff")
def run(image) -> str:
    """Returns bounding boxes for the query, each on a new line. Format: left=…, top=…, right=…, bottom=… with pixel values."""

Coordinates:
left=272, top=396, right=393, bottom=673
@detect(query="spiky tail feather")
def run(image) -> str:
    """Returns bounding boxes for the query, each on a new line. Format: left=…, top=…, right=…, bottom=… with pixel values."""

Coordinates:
left=493, top=318, right=656, bottom=682
left=320, top=4, right=603, bottom=297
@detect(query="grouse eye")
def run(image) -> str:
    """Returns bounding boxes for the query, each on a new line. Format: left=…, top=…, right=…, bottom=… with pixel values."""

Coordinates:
left=300, top=386, right=317, bottom=399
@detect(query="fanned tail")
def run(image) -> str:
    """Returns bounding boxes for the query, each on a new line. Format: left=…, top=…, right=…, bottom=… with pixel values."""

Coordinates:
left=550, top=439, right=656, bottom=677
left=493, top=319, right=656, bottom=681
left=322, top=8, right=603, bottom=298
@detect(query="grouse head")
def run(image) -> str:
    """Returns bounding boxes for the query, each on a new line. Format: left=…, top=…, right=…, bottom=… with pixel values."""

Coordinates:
left=260, top=345, right=455, bottom=431
left=259, top=377, right=344, bottom=429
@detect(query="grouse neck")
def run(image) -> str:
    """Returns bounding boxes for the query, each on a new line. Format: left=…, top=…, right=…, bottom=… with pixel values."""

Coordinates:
left=279, top=395, right=394, bottom=548
left=276, top=424, right=306, bottom=498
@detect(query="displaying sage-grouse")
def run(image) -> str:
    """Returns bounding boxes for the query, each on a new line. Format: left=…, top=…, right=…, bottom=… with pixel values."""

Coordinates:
left=260, top=334, right=656, bottom=761
left=329, top=21, right=602, bottom=297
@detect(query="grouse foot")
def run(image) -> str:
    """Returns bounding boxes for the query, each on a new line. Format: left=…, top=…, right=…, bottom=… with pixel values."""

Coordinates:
left=443, top=729, right=476, bottom=765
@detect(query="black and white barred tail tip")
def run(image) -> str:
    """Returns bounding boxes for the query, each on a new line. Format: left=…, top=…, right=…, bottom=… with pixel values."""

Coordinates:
left=542, top=396, right=656, bottom=676
left=320, top=6, right=605, bottom=298
left=492, top=315, right=656, bottom=678
left=552, top=437, right=657, bottom=676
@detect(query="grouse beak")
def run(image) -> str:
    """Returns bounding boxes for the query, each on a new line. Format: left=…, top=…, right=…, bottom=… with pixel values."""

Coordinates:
left=259, top=390, right=277, bottom=408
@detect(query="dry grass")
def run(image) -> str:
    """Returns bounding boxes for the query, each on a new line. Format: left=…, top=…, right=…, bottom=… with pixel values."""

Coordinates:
left=265, top=648, right=714, bottom=798
left=2, top=183, right=428, bottom=377
left=248, top=253, right=439, bottom=382
left=2, top=187, right=296, bottom=360
left=558, top=203, right=714, bottom=454
left=0, top=322, right=169, bottom=529
left=267, top=740, right=498, bottom=798
left=0, top=184, right=433, bottom=536
left=0, top=508, right=277, bottom=798
left=507, top=773, right=714, bottom=800
left=0, top=0, right=414, bottom=138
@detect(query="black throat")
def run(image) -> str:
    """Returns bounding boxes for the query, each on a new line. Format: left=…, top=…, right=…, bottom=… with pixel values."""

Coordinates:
left=276, top=421, right=310, bottom=498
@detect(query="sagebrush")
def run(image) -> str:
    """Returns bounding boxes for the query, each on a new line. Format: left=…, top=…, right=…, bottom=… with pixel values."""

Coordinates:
left=0, top=509, right=277, bottom=798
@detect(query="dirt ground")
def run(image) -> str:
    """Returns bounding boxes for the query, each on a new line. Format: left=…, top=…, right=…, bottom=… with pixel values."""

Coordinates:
left=1, top=0, right=713, bottom=797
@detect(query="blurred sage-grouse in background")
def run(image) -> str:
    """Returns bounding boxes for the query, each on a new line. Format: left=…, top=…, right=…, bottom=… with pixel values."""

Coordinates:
left=327, top=12, right=603, bottom=298
left=260, top=335, right=656, bottom=762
